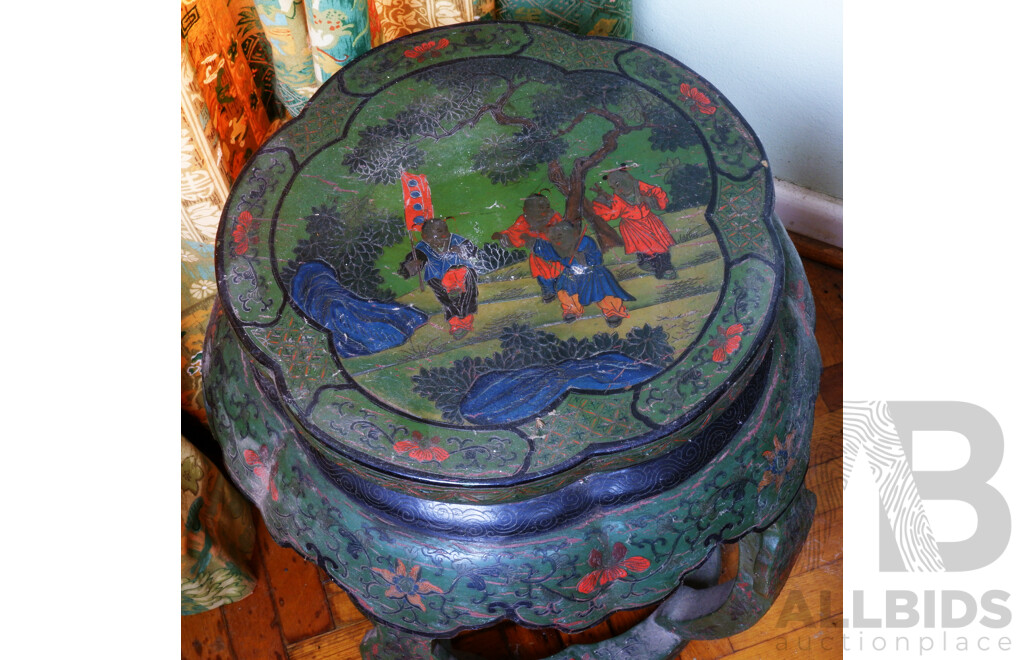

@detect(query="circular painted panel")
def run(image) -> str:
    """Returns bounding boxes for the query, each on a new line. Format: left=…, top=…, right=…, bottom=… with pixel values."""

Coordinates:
left=216, top=22, right=784, bottom=490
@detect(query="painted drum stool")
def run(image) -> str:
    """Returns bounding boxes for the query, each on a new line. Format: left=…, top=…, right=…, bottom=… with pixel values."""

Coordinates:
left=203, top=21, right=821, bottom=660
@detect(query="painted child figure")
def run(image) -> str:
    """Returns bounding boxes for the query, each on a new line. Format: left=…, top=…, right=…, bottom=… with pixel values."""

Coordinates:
left=491, top=194, right=564, bottom=303
left=591, top=168, right=677, bottom=280
left=400, top=218, right=479, bottom=339
left=532, top=221, right=634, bottom=328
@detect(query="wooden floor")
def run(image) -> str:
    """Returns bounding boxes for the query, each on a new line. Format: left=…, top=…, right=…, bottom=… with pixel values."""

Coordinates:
left=182, top=234, right=842, bottom=660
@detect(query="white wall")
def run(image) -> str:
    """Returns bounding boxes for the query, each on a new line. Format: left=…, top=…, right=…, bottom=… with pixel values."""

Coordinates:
left=634, top=0, right=842, bottom=201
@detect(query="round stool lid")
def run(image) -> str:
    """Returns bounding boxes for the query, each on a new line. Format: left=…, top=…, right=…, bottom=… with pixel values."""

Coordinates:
left=215, top=21, right=785, bottom=497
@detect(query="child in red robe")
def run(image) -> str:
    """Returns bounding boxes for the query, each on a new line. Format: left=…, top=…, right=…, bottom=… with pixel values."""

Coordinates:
left=492, top=194, right=564, bottom=302
left=591, top=169, right=677, bottom=280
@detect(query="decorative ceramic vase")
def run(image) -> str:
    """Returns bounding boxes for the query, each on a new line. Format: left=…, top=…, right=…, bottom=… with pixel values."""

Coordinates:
left=203, top=21, right=821, bottom=659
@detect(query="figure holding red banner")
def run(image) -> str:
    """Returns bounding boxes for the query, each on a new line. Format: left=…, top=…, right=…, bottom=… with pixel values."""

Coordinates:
left=399, top=218, right=479, bottom=339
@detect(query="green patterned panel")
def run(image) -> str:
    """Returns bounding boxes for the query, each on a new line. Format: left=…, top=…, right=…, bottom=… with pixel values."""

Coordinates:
left=519, top=22, right=631, bottom=71
left=242, top=305, right=338, bottom=405
left=712, top=169, right=778, bottom=262
left=304, top=388, right=531, bottom=480
left=340, top=22, right=532, bottom=96
left=494, top=0, right=633, bottom=38
left=617, top=47, right=765, bottom=180
left=218, top=150, right=294, bottom=325
left=265, top=83, right=364, bottom=162
left=636, top=257, right=777, bottom=426
left=525, top=390, right=641, bottom=474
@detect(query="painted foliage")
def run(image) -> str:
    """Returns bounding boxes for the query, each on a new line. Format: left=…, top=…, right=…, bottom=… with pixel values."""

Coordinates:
left=282, top=36, right=717, bottom=422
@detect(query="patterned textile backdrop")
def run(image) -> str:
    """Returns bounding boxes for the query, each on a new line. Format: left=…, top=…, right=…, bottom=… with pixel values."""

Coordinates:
left=370, top=0, right=476, bottom=46
left=307, top=1, right=375, bottom=80
left=182, top=437, right=257, bottom=614
left=181, top=48, right=229, bottom=424
left=181, top=0, right=286, bottom=179
left=252, top=1, right=377, bottom=116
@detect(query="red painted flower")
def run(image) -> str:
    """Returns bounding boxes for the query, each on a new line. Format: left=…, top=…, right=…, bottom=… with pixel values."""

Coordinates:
left=759, top=431, right=798, bottom=493
left=243, top=445, right=278, bottom=501
left=232, top=210, right=258, bottom=255
left=404, top=38, right=450, bottom=62
left=708, top=323, right=744, bottom=362
left=679, top=82, right=717, bottom=115
left=372, top=559, right=444, bottom=611
left=394, top=430, right=450, bottom=463
left=577, top=542, right=651, bottom=594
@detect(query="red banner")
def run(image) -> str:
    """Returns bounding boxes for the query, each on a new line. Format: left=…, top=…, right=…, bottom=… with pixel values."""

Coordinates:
left=401, top=172, right=433, bottom=231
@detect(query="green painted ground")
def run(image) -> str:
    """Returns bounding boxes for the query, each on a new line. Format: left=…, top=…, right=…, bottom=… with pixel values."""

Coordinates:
left=341, top=208, right=725, bottom=423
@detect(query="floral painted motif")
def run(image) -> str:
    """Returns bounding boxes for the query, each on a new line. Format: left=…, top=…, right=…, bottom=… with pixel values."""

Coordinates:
left=190, top=279, right=217, bottom=299
left=577, top=542, right=651, bottom=594
left=372, top=559, right=444, bottom=611
left=708, top=323, right=744, bottom=362
left=679, top=82, right=717, bottom=115
left=181, top=455, right=205, bottom=495
left=232, top=210, right=258, bottom=255
left=759, top=431, right=797, bottom=493
left=404, top=38, right=450, bottom=61
left=314, top=11, right=356, bottom=36
left=393, top=431, right=450, bottom=463
left=243, top=445, right=279, bottom=501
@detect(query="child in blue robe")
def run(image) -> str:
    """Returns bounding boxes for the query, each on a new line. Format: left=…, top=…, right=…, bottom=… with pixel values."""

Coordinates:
left=399, top=218, right=479, bottom=338
left=532, top=221, right=634, bottom=327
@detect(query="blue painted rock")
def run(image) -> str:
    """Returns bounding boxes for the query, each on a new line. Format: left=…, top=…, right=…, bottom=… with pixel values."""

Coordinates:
left=204, top=21, right=821, bottom=659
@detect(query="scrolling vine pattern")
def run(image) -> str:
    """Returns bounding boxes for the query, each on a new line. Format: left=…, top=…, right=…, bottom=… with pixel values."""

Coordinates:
left=223, top=154, right=291, bottom=318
